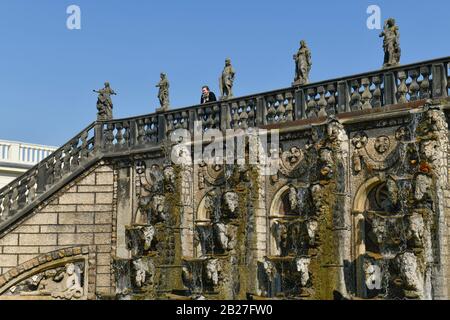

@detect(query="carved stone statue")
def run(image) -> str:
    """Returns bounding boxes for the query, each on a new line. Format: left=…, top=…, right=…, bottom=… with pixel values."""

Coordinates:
left=293, top=40, right=312, bottom=86
left=52, top=263, right=84, bottom=300
left=94, top=82, right=116, bottom=121
left=156, top=73, right=170, bottom=112
left=380, top=18, right=401, bottom=68
left=219, top=58, right=235, bottom=100
left=206, top=259, right=220, bottom=286
left=223, top=191, right=239, bottom=215
left=295, top=257, right=311, bottom=287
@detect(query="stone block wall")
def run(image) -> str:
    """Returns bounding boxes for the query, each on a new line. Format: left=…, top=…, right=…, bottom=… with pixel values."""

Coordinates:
left=0, top=164, right=116, bottom=297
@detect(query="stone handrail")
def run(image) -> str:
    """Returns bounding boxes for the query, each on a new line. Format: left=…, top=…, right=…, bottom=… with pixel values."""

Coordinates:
left=0, top=56, right=449, bottom=232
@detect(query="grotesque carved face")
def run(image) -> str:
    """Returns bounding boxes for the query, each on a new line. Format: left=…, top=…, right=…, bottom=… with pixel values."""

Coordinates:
left=414, top=174, right=432, bottom=201
left=420, top=140, right=438, bottom=163
left=375, top=136, right=390, bottom=154
left=352, top=132, right=368, bottom=149
left=223, top=192, right=239, bottom=214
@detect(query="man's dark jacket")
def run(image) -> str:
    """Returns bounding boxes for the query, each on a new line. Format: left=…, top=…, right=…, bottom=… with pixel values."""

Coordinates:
left=200, top=92, right=217, bottom=104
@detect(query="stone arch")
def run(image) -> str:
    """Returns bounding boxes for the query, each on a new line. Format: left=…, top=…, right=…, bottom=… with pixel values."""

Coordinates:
left=268, top=184, right=295, bottom=257
left=0, top=247, right=90, bottom=299
left=352, top=176, right=386, bottom=298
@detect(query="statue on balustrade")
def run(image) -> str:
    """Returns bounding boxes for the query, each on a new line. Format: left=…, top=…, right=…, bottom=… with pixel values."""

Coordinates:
left=293, top=40, right=312, bottom=86
left=219, top=58, right=235, bottom=100
left=94, top=82, right=116, bottom=121
left=156, top=73, right=170, bottom=112
left=380, top=18, right=401, bottom=68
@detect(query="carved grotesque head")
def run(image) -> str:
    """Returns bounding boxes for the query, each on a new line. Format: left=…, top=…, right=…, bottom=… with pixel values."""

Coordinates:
left=206, top=259, right=220, bottom=286
left=375, top=136, right=390, bottom=154
left=352, top=132, right=368, bottom=149
left=223, top=192, right=239, bottom=214
left=414, top=174, right=432, bottom=202
left=163, top=165, right=175, bottom=184
left=420, top=140, right=439, bottom=163
left=295, top=257, right=311, bottom=287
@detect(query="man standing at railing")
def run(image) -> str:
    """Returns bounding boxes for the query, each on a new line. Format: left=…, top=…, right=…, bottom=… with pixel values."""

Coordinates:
left=94, top=82, right=116, bottom=121
left=200, top=86, right=217, bottom=104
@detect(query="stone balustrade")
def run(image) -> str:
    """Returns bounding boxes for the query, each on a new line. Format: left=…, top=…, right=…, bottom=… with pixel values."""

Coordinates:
left=0, top=56, right=449, bottom=232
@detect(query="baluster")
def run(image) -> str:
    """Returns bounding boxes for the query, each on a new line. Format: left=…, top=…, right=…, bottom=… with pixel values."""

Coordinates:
left=361, top=78, right=373, bottom=110
left=137, top=119, right=146, bottom=145
left=275, top=94, right=286, bottom=123
left=285, top=93, right=294, bottom=121
left=317, top=86, right=327, bottom=117
left=62, top=144, right=71, bottom=175
left=306, top=88, right=317, bottom=118
left=420, top=66, right=431, bottom=99
left=231, top=102, right=239, bottom=128
left=181, top=111, right=188, bottom=130
left=27, top=174, right=37, bottom=203
left=197, top=107, right=205, bottom=128
left=123, top=122, right=130, bottom=147
left=372, top=76, right=382, bottom=108
left=247, top=99, right=256, bottom=127
left=166, top=114, right=174, bottom=134
left=350, top=80, right=362, bottom=111
left=115, top=123, right=124, bottom=148
left=239, top=101, right=248, bottom=129
left=10, top=187, right=19, bottom=215
left=104, top=123, right=115, bottom=150
left=212, top=105, right=220, bottom=128
left=266, top=97, right=276, bottom=123
left=204, top=107, right=213, bottom=130
left=70, top=138, right=80, bottom=168
left=326, top=84, right=337, bottom=115
left=408, top=69, right=420, bottom=101
left=54, top=152, right=62, bottom=181
left=1, top=194, right=11, bottom=222
left=80, top=131, right=89, bottom=160
left=397, top=71, right=408, bottom=104
left=150, top=117, right=158, bottom=142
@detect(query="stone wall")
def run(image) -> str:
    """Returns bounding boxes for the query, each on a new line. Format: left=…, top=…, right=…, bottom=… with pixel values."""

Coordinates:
left=0, top=163, right=115, bottom=298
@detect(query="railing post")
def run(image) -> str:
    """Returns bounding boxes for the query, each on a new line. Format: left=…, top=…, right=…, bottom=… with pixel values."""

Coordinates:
left=36, top=163, right=47, bottom=194
left=432, top=63, right=448, bottom=99
left=94, top=122, right=104, bottom=153
left=129, top=120, right=137, bottom=149
left=158, top=114, right=167, bottom=143
left=384, top=72, right=397, bottom=106
left=337, top=81, right=350, bottom=113
left=220, top=103, right=231, bottom=132
left=294, top=89, right=306, bottom=119
left=189, top=109, right=197, bottom=134
left=256, top=97, right=266, bottom=126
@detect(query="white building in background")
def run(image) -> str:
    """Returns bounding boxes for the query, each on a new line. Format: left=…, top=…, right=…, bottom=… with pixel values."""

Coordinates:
left=0, top=140, right=57, bottom=189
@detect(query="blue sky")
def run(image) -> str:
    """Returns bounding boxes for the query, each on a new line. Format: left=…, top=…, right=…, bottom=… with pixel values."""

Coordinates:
left=0, top=0, right=449, bottom=146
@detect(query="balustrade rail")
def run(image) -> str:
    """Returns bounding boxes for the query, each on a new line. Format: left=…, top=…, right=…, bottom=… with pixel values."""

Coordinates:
left=0, top=57, right=449, bottom=231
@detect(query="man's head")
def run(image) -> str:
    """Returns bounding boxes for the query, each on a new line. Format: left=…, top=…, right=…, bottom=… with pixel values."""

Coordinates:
left=202, top=86, right=210, bottom=95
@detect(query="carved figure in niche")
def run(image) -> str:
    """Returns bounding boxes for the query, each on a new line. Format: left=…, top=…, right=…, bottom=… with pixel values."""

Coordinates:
left=133, top=259, right=147, bottom=288
left=150, top=195, right=168, bottom=223
left=375, top=136, right=391, bottom=154
left=407, top=211, right=425, bottom=248
left=219, top=58, right=235, bottom=100
left=293, top=40, right=312, bottom=86
left=295, top=257, right=311, bottom=287
left=414, top=174, right=432, bottom=202
left=263, top=258, right=275, bottom=281
left=289, top=186, right=298, bottom=212
left=306, top=219, right=319, bottom=246
left=380, top=177, right=399, bottom=212
left=52, top=263, right=84, bottom=300
left=206, top=259, right=220, bottom=286
left=318, top=148, right=334, bottom=180
left=214, top=223, right=229, bottom=250
left=163, top=165, right=175, bottom=190
left=94, top=82, right=116, bottom=121
left=272, top=221, right=288, bottom=254
left=223, top=191, right=239, bottom=216
left=396, top=252, right=424, bottom=299
left=380, top=18, right=401, bottom=68
left=143, top=226, right=155, bottom=251
left=420, top=140, right=439, bottom=164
